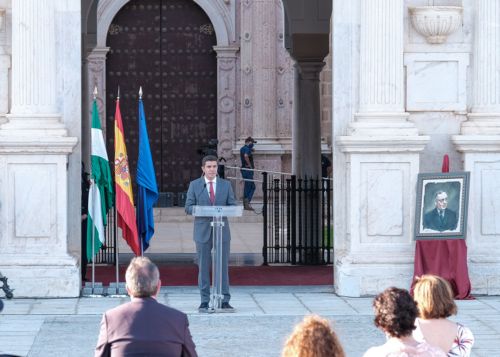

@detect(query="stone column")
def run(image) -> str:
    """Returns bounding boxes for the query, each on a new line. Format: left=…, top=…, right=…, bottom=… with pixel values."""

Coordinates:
left=3, top=0, right=65, bottom=134
left=0, top=7, right=9, bottom=123
left=213, top=46, right=239, bottom=160
left=84, top=47, right=109, bottom=160
left=294, top=62, right=324, bottom=177
left=251, top=0, right=277, bottom=139
left=0, top=0, right=79, bottom=297
left=335, top=0, right=428, bottom=296
left=460, top=0, right=500, bottom=134
left=353, top=0, right=416, bottom=135
left=452, top=1, right=500, bottom=295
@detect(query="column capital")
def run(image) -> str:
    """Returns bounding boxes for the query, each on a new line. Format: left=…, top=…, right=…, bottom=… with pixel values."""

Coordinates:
left=213, top=45, right=239, bottom=57
left=296, top=61, right=326, bottom=80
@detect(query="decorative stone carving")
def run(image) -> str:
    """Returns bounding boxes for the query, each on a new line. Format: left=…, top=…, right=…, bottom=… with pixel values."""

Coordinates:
left=86, top=47, right=109, bottom=133
left=409, top=6, right=463, bottom=44
left=214, top=46, right=239, bottom=160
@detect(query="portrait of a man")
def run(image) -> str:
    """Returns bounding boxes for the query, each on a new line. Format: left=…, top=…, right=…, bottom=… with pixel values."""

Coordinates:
left=415, top=172, right=470, bottom=240
left=423, top=191, right=458, bottom=232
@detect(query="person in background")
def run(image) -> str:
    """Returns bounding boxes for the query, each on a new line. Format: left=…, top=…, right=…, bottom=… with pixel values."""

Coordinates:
left=282, top=315, right=345, bottom=357
left=240, top=136, right=257, bottom=210
left=321, top=154, right=332, bottom=179
left=412, top=275, right=474, bottom=357
left=363, top=287, right=446, bottom=357
left=81, top=162, right=90, bottom=281
left=94, top=257, right=197, bottom=357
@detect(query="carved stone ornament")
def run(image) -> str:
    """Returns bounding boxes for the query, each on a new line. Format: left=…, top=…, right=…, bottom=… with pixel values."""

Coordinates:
left=409, top=6, right=463, bottom=44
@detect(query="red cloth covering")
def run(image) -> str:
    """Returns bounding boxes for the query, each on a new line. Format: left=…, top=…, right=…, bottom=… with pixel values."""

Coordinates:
left=412, top=240, right=472, bottom=299
left=411, top=155, right=472, bottom=299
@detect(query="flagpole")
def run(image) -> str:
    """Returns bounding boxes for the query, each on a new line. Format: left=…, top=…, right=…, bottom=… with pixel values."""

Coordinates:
left=139, top=86, right=144, bottom=257
left=91, top=86, right=98, bottom=292
left=114, top=87, right=121, bottom=292
left=91, top=181, right=95, bottom=291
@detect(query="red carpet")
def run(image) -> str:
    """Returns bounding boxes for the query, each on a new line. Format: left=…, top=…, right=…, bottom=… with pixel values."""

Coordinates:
left=85, top=265, right=333, bottom=286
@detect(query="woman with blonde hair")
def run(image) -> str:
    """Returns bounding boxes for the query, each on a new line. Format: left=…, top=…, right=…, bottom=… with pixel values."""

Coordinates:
left=412, top=275, right=474, bottom=356
left=282, top=315, right=345, bottom=357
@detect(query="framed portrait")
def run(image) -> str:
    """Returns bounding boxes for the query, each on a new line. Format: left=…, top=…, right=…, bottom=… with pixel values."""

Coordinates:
left=414, top=172, right=470, bottom=240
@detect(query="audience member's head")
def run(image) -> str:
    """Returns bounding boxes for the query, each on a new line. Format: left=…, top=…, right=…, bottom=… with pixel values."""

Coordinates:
left=413, top=274, right=457, bottom=319
left=125, top=257, right=161, bottom=298
left=373, top=287, right=418, bottom=338
left=282, top=315, right=345, bottom=357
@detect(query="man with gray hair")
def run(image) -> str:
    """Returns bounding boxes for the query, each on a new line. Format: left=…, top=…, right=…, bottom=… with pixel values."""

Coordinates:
left=423, top=190, right=458, bottom=232
left=95, top=257, right=197, bottom=357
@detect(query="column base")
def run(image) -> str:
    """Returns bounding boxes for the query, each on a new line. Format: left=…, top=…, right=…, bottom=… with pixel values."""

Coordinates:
left=0, top=254, right=80, bottom=298
left=468, top=257, right=500, bottom=295
left=2, top=113, right=68, bottom=136
left=459, top=113, right=500, bottom=135
left=334, top=252, right=415, bottom=297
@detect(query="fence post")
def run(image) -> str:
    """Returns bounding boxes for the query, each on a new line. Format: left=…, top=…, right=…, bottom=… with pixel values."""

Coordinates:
left=291, top=175, right=297, bottom=265
left=326, top=178, right=332, bottom=264
left=273, top=178, right=280, bottom=263
left=262, top=172, right=268, bottom=265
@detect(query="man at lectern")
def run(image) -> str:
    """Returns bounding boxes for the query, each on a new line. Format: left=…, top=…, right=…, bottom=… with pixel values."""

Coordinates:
left=185, top=155, right=237, bottom=312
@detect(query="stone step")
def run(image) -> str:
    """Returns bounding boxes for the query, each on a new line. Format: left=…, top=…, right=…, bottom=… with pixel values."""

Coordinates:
left=152, top=206, right=264, bottom=223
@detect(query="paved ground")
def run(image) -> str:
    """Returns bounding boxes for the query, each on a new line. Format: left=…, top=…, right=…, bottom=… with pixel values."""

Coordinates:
left=1, top=286, right=499, bottom=357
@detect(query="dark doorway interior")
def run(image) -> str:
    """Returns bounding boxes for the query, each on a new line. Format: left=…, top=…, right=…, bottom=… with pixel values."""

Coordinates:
left=105, top=0, right=217, bottom=195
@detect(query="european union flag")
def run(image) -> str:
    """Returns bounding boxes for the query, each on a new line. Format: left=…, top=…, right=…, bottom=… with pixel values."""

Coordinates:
left=136, top=95, right=158, bottom=252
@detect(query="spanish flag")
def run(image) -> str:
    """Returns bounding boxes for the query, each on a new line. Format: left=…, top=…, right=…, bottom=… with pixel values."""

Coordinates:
left=114, top=96, right=140, bottom=256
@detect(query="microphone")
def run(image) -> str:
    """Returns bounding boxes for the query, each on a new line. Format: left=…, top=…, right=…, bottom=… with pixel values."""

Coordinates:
left=197, top=183, right=207, bottom=201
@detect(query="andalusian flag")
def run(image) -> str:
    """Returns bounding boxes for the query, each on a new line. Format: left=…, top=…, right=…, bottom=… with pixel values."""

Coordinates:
left=114, top=96, right=140, bottom=255
left=87, top=99, right=114, bottom=261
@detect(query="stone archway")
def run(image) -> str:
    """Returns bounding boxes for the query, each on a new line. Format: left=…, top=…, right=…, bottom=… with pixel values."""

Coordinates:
left=84, top=0, right=238, bottom=161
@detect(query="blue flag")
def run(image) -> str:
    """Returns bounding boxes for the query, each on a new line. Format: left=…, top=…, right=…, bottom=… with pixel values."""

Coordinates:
left=136, top=98, right=159, bottom=252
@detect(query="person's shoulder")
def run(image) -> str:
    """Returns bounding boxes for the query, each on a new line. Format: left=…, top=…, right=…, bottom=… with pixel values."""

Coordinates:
left=104, top=300, right=135, bottom=318
left=189, top=177, right=203, bottom=185
left=362, top=345, right=383, bottom=357
left=155, top=302, right=188, bottom=320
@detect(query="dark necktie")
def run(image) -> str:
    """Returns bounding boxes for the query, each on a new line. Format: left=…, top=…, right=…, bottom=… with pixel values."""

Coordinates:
left=209, top=181, right=215, bottom=204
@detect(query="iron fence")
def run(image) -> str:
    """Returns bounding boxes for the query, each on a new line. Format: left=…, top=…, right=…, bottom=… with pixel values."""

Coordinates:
left=262, top=173, right=332, bottom=265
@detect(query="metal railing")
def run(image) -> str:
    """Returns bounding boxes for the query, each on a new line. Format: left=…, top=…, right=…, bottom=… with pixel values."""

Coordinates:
left=262, top=174, right=332, bottom=265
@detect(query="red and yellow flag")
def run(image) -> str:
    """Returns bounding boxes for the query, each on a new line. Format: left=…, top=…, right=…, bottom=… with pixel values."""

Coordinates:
left=114, top=98, right=140, bottom=255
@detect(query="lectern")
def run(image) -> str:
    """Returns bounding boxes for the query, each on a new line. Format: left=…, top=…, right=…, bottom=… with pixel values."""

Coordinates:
left=192, top=205, right=243, bottom=312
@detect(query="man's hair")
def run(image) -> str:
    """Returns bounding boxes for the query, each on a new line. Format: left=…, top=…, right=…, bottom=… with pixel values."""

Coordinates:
left=125, top=257, right=160, bottom=298
left=413, top=275, right=457, bottom=319
left=282, top=315, right=345, bottom=357
left=373, top=287, right=418, bottom=338
left=202, top=155, right=218, bottom=167
left=434, top=191, right=447, bottom=200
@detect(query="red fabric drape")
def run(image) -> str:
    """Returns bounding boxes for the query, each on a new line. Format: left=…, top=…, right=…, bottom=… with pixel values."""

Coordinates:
left=411, top=240, right=471, bottom=299
left=411, top=154, right=472, bottom=299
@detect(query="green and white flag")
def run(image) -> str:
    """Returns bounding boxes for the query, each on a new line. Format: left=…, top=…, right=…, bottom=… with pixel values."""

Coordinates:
left=87, top=99, right=114, bottom=261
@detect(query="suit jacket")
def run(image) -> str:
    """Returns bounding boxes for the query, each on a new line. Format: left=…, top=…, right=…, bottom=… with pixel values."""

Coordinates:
left=94, top=297, right=197, bottom=357
left=423, top=208, right=458, bottom=232
left=185, top=176, right=237, bottom=243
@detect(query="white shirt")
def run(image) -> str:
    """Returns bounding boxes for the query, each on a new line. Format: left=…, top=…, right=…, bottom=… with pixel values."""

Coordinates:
left=204, top=176, right=216, bottom=198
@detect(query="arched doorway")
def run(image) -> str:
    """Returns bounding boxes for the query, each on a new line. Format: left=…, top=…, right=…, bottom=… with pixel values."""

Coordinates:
left=105, top=0, right=218, bottom=195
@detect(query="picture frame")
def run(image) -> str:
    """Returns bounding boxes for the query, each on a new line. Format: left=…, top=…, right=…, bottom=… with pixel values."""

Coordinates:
left=414, top=172, right=470, bottom=240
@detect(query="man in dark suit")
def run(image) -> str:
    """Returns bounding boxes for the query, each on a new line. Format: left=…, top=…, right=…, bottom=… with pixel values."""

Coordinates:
left=94, top=257, right=197, bottom=357
left=423, top=191, right=458, bottom=232
left=185, top=155, right=237, bottom=313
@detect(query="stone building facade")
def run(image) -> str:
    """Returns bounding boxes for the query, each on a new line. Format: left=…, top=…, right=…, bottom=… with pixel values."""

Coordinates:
left=1, top=0, right=499, bottom=298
